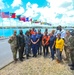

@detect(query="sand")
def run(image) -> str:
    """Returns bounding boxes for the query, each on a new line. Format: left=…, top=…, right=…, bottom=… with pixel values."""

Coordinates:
left=0, top=52, right=74, bottom=75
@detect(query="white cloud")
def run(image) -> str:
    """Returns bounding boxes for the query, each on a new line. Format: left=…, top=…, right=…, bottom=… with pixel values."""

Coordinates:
left=26, top=2, right=31, bottom=9
left=15, top=7, right=25, bottom=15
left=47, top=0, right=72, bottom=8
left=65, top=10, right=74, bottom=17
left=0, top=0, right=5, bottom=9
left=23, top=2, right=60, bottom=25
left=11, top=0, right=22, bottom=8
left=45, top=0, right=74, bottom=26
left=23, top=2, right=39, bottom=18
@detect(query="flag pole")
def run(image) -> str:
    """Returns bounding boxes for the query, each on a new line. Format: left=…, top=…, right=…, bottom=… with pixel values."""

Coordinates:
left=1, top=10, right=4, bottom=37
left=16, top=19, right=19, bottom=34
left=9, top=13, right=12, bottom=36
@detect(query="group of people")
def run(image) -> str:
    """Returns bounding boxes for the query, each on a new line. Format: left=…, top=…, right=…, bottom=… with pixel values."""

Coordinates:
left=8, top=25, right=74, bottom=70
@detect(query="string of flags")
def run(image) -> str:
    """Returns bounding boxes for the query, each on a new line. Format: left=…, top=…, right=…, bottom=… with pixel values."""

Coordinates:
left=0, top=10, right=51, bottom=25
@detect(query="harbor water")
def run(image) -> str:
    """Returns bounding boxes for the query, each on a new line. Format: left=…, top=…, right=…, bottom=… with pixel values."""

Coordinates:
left=0, top=28, right=55, bottom=37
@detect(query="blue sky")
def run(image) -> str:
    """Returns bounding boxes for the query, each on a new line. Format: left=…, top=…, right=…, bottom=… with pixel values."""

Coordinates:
left=0, top=0, right=74, bottom=26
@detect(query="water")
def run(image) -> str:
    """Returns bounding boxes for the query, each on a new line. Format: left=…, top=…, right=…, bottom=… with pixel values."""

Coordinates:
left=0, top=28, right=55, bottom=37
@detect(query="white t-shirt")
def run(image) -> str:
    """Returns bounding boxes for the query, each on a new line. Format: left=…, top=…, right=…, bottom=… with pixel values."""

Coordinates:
left=55, top=30, right=66, bottom=38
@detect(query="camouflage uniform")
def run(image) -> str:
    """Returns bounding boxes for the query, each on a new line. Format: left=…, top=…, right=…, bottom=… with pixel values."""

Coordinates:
left=69, top=36, right=74, bottom=65
left=64, top=35, right=72, bottom=62
left=25, top=34, right=31, bottom=59
left=8, top=35, right=18, bottom=61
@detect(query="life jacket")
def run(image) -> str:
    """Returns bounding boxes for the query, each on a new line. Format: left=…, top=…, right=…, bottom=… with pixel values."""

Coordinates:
left=42, top=35, right=50, bottom=46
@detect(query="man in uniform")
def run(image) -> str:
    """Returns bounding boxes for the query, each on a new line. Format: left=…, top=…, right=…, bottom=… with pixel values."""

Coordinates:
left=69, top=35, right=74, bottom=70
left=8, top=30, right=18, bottom=63
left=25, top=31, right=31, bottom=59
left=64, top=31, right=72, bottom=63
left=18, top=30, right=25, bottom=61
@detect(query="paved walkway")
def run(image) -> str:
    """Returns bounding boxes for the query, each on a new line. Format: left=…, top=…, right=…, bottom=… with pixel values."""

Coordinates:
left=0, top=39, right=13, bottom=69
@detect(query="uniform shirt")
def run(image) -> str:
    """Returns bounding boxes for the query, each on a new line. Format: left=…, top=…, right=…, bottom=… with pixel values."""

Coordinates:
left=25, top=35, right=31, bottom=46
left=55, top=38, right=64, bottom=51
left=37, top=33, right=43, bottom=43
left=50, top=35, right=56, bottom=47
left=31, top=34, right=39, bottom=45
left=64, top=35, right=72, bottom=47
left=18, top=34, right=25, bottom=47
left=8, top=35, right=18, bottom=48
left=69, top=36, right=74, bottom=50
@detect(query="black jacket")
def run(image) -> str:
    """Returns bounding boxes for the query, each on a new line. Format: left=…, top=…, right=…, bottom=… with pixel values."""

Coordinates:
left=18, top=34, right=25, bottom=47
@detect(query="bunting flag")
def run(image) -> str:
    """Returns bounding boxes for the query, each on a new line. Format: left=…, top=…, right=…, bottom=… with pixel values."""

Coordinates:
left=17, top=16, right=31, bottom=22
left=35, top=21, right=41, bottom=23
left=31, top=20, right=41, bottom=24
left=10, top=13, right=16, bottom=18
left=41, top=22, right=51, bottom=25
left=19, top=17, right=30, bottom=22
left=16, top=15, right=21, bottom=20
left=20, top=17, right=25, bottom=22
left=1, top=12, right=10, bottom=18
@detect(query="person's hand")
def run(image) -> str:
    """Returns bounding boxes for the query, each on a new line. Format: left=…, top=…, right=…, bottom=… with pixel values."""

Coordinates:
left=64, top=43, right=67, bottom=46
left=10, top=36, right=14, bottom=40
left=10, top=37, right=13, bottom=40
left=43, top=44, right=45, bottom=46
left=33, top=42, right=37, bottom=44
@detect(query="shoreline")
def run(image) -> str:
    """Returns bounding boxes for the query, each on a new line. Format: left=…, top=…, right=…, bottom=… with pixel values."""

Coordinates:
left=0, top=26, right=74, bottom=29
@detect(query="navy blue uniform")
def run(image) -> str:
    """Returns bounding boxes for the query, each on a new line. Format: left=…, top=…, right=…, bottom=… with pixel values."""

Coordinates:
left=37, top=33, right=43, bottom=55
left=31, top=34, right=39, bottom=57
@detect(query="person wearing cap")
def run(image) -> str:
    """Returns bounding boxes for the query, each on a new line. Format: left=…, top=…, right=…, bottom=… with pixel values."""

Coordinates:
left=31, top=31, right=39, bottom=57
left=55, top=33, right=64, bottom=63
left=8, top=30, right=18, bottom=63
left=68, top=33, right=74, bottom=70
left=64, top=30, right=72, bottom=63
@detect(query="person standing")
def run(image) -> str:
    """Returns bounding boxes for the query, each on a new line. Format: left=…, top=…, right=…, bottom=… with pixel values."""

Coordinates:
left=31, top=31, right=39, bottom=57
left=64, top=31, right=72, bottom=63
left=55, top=33, right=64, bottom=63
left=55, top=25, right=66, bottom=39
left=25, top=31, right=31, bottom=59
left=18, top=30, right=25, bottom=61
left=42, top=31, right=50, bottom=57
left=8, top=30, right=18, bottom=63
left=49, top=32, right=56, bottom=60
left=69, top=35, right=74, bottom=70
